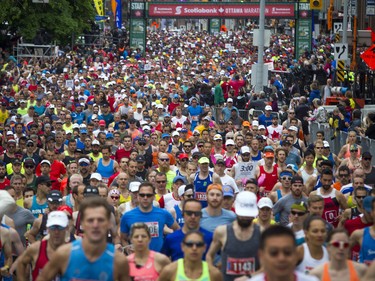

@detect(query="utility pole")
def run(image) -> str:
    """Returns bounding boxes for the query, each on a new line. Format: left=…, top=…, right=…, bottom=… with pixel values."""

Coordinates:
left=255, top=0, right=265, bottom=93
left=343, top=0, right=348, bottom=44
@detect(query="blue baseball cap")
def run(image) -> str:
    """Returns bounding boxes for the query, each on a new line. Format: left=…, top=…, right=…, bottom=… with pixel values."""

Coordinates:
left=173, top=175, right=187, bottom=184
left=162, top=133, right=170, bottom=138
left=223, top=185, right=234, bottom=197
left=106, top=133, right=114, bottom=139
left=363, top=196, right=374, bottom=212
left=80, top=129, right=87, bottom=134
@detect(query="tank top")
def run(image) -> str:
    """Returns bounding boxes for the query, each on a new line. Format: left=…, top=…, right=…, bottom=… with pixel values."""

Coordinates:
left=32, top=240, right=56, bottom=281
left=293, top=139, right=303, bottom=157
left=296, top=243, right=329, bottom=274
left=313, top=175, right=322, bottom=191
left=365, top=166, right=375, bottom=188
left=175, top=259, right=210, bottom=281
left=38, top=213, right=48, bottom=239
left=317, top=188, right=340, bottom=227
left=327, top=153, right=335, bottom=168
left=221, top=224, right=261, bottom=281
left=3, top=153, right=15, bottom=165
left=359, top=227, right=375, bottom=265
left=321, top=261, right=360, bottom=281
left=251, top=151, right=262, bottom=161
left=97, top=158, right=115, bottom=183
left=174, top=205, right=184, bottom=228
left=274, top=190, right=283, bottom=223
left=257, top=165, right=278, bottom=197
left=344, top=145, right=361, bottom=159
left=194, top=171, right=213, bottom=208
left=299, top=168, right=317, bottom=185
left=350, top=207, right=361, bottom=220
left=30, top=196, right=48, bottom=218
left=61, top=239, right=114, bottom=281
left=128, top=251, right=159, bottom=281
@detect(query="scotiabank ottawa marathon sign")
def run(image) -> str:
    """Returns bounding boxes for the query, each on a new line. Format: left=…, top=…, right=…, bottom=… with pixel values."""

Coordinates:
left=148, top=3, right=295, bottom=18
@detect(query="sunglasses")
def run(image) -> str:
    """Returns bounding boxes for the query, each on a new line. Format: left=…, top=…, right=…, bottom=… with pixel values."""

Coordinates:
left=184, top=194, right=194, bottom=198
left=184, top=210, right=202, bottom=217
left=184, top=145, right=192, bottom=148
left=281, top=177, right=292, bottom=181
left=156, top=180, right=166, bottom=184
left=315, top=147, right=323, bottom=149
left=363, top=158, right=372, bottom=161
left=138, top=193, right=154, bottom=198
left=159, top=158, right=169, bottom=162
left=48, top=225, right=65, bottom=231
left=330, top=241, right=349, bottom=249
left=350, top=150, right=358, bottom=152
left=290, top=211, right=306, bottom=217
left=339, top=174, right=349, bottom=177
left=27, top=144, right=33, bottom=147
left=355, top=195, right=366, bottom=200
left=183, top=241, right=205, bottom=248
left=111, top=196, right=120, bottom=200
left=138, top=143, right=146, bottom=146
left=25, top=165, right=35, bottom=169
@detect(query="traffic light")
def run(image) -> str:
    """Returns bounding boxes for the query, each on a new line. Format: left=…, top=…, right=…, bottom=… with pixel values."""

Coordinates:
left=310, top=0, right=322, bottom=10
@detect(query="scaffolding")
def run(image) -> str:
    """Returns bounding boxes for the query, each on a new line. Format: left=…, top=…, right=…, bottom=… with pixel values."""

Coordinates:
left=13, top=42, right=58, bottom=62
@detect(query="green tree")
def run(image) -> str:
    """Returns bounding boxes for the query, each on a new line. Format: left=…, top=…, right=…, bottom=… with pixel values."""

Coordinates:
left=0, top=0, right=95, bottom=47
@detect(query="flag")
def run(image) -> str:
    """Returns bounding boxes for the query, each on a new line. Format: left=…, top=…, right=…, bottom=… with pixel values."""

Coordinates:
left=112, top=0, right=122, bottom=28
left=93, top=0, right=104, bottom=16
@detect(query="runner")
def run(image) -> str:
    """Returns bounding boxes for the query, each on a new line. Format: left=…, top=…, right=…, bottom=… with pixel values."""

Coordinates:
left=35, top=197, right=129, bottom=281
left=309, top=228, right=367, bottom=281
left=248, top=225, right=319, bottom=281
left=17, top=211, right=69, bottom=281
left=207, top=191, right=261, bottom=281
left=158, top=230, right=222, bottom=281
left=127, top=223, right=170, bottom=281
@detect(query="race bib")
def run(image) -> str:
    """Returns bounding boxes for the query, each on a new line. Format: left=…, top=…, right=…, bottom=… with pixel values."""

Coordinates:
left=145, top=222, right=159, bottom=238
left=195, top=192, right=207, bottom=201
left=191, top=116, right=199, bottom=121
left=226, top=257, right=255, bottom=275
left=324, top=210, right=338, bottom=224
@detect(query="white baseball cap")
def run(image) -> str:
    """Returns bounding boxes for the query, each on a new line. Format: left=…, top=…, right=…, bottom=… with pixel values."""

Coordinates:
left=288, top=126, right=298, bottom=132
left=129, top=181, right=141, bottom=193
left=90, top=173, right=102, bottom=181
left=46, top=211, right=69, bottom=228
left=213, top=134, right=222, bottom=141
left=241, top=146, right=250, bottom=154
left=227, top=98, right=233, bottom=103
left=225, top=139, right=235, bottom=146
left=257, top=197, right=273, bottom=209
left=235, top=191, right=259, bottom=217
left=265, top=105, right=272, bottom=111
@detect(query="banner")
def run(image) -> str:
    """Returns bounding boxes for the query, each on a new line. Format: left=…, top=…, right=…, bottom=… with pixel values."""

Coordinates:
left=112, top=0, right=122, bottom=28
left=93, top=0, right=104, bottom=16
left=148, top=3, right=294, bottom=18
left=130, top=2, right=146, bottom=54
left=210, top=19, right=220, bottom=34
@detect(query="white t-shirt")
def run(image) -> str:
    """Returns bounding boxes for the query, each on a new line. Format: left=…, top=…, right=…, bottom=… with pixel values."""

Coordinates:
left=171, top=116, right=187, bottom=127
left=220, top=174, right=239, bottom=193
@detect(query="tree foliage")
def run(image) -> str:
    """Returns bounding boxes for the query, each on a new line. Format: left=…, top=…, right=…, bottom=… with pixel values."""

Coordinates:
left=0, top=0, right=96, bottom=47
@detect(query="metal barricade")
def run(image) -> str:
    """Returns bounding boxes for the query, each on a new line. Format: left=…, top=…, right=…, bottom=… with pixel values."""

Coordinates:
left=309, top=121, right=375, bottom=166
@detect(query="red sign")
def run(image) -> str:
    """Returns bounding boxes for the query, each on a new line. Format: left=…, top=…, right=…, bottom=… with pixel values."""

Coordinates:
left=361, top=45, right=375, bottom=70
left=148, top=3, right=295, bottom=18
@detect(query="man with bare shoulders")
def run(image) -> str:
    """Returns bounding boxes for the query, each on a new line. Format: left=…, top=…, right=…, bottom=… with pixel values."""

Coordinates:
left=36, top=197, right=130, bottom=281
left=158, top=230, right=222, bottom=281
left=206, top=191, right=261, bottom=281
left=18, top=211, right=69, bottom=281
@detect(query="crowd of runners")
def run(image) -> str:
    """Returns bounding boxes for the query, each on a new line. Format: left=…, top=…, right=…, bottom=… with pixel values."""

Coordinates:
left=0, top=28, right=375, bottom=281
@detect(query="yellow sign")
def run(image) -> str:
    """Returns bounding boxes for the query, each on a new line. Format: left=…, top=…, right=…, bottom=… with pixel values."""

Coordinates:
left=337, top=60, right=345, bottom=82
left=93, top=0, right=104, bottom=16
